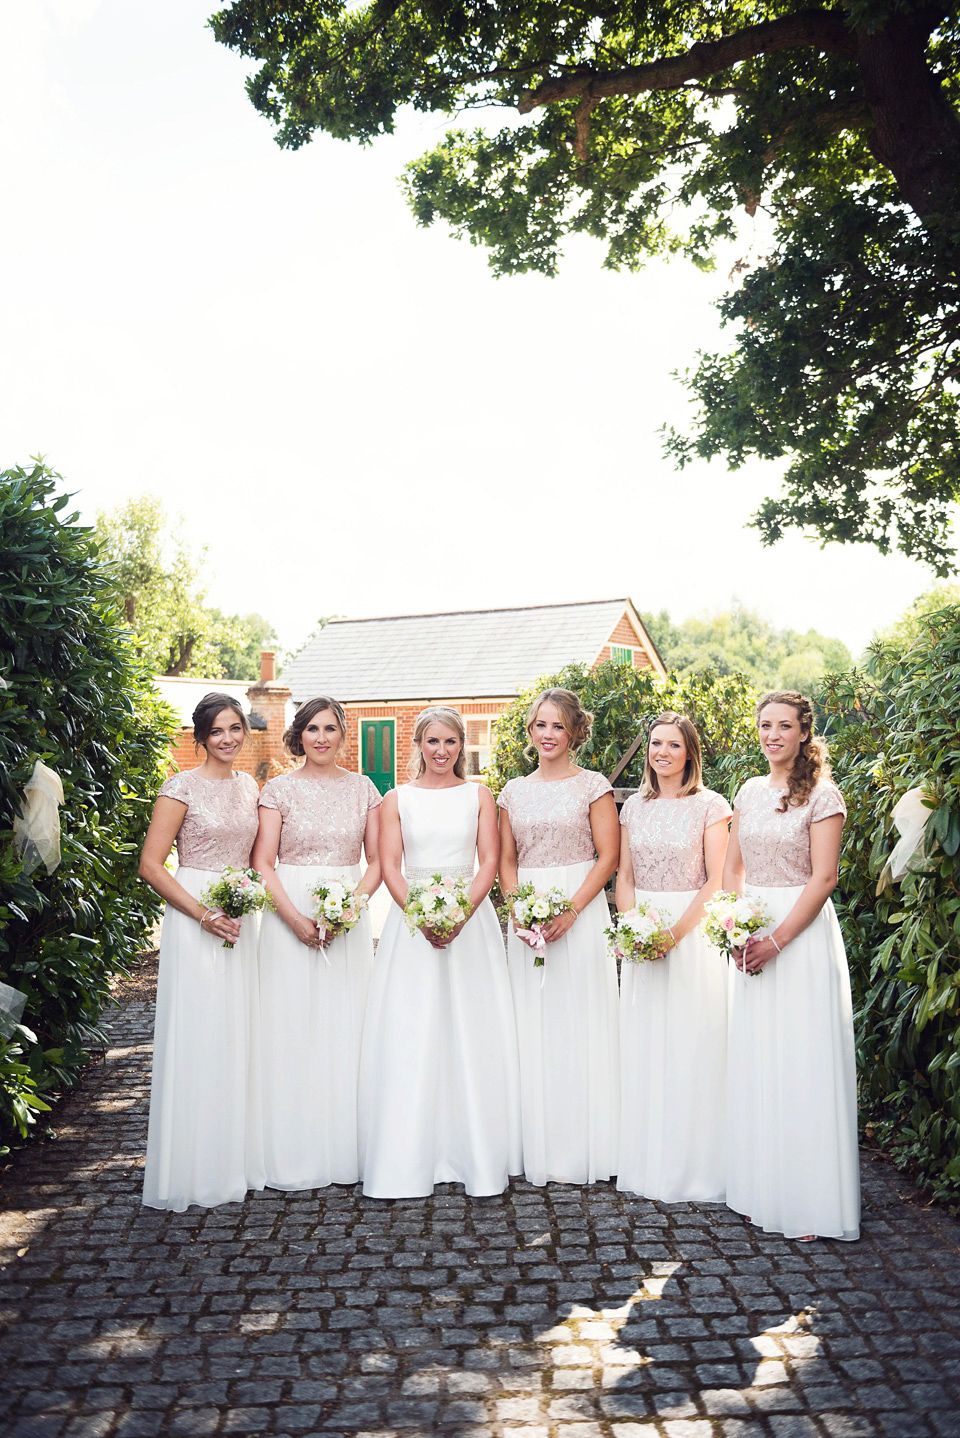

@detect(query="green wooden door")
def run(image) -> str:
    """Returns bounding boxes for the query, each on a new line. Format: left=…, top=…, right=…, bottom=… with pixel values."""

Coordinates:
left=361, top=719, right=395, bottom=796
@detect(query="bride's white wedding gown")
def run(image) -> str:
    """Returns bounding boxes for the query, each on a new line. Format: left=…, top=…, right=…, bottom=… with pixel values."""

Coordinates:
left=358, top=783, right=522, bottom=1198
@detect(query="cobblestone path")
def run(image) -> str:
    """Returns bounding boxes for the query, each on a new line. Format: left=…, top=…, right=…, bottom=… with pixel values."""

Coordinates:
left=2, top=988, right=960, bottom=1438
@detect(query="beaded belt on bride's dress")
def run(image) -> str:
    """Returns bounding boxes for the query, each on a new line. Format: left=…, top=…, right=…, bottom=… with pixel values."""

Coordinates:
left=404, top=864, right=475, bottom=882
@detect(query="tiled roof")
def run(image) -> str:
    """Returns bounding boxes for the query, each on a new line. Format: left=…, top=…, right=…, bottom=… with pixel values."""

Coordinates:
left=281, top=599, right=660, bottom=703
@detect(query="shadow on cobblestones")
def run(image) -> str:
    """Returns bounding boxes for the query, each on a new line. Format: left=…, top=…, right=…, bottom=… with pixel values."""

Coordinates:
left=2, top=991, right=960, bottom=1438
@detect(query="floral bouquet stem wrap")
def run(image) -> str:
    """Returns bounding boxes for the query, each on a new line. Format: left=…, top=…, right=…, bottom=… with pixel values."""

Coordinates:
left=309, top=875, right=368, bottom=944
left=505, top=882, right=574, bottom=967
left=404, top=872, right=472, bottom=942
left=606, top=902, right=674, bottom=965
left=702, top=890, right=772, bottom=972
left=200, top=866, right=273, bottom=949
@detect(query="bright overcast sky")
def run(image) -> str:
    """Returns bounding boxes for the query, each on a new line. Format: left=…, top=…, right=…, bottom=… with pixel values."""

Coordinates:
left=2, top=0, right=952, bottom=657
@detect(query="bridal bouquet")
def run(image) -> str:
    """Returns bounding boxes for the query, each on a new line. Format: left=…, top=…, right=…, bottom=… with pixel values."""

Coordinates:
left=201, top=866, right=273, bottom=949
left=606, top=902, right=674, bottom=965
left=702, top=891, right=771, bottom=959
left=309, top=875, right=368, bottom=942
left=404, top=873, right=472, bottom=940
left=504, top=881, right=574, bottom=966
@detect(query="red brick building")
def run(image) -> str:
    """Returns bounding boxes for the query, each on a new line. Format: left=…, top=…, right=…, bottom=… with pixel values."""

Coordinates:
left=280, top=599, right=665, bottom=794
left=157, top=653, right=293, bottom=783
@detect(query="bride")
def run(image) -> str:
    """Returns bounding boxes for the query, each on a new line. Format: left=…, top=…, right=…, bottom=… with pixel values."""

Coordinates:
left=358, top=706, right=522, bottom=1198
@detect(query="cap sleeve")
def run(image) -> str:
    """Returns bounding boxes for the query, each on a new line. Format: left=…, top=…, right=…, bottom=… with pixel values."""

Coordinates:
left=496, top=779, right=515, bottom=812
left=733, top=777, right=758, bottom=812
left=158, top=771, right=190, bottom=803
left=584, top=770, right=613, bottom=803
left=362, top=776, right=382, bottom=809
left=809, top=780, right=846, bottom=824
left=619, top=792, right=639, bottom=826
left=258, top=776, right=282, bottom=811
left=702, top=789, right=733, bottom=827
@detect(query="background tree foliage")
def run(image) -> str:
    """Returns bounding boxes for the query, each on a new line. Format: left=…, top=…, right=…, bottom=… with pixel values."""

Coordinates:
left=95, top=496, right=277, bottom=679
left=211, top=0, right=960, bottom=572
left=642, top=601, right=852, bottom=690
left=486, top=659, right=759, bottom=800
left=871, top=580, right=960, bottom=649
left=0, top=465, right=175, bottom=1148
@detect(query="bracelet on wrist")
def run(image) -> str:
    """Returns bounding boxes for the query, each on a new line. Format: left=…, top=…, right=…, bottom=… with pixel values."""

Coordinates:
left=199, top=907, right=213, bottom=929
left=770, top=933, right=782, bottom=954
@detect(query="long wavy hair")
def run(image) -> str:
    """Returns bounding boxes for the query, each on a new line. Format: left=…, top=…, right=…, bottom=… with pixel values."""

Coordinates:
left=757, top=690, right=831, bottom=812
left=638, top=712, right=703, bottom=800
left=409, top=706, right=468, bottom=780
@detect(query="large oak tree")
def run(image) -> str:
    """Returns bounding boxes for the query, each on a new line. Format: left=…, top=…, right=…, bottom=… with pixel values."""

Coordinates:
left=210, top=1, right=960, bottom=570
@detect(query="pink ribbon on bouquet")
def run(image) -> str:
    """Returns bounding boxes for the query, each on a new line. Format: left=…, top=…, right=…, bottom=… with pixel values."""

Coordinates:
left=515, top=924, right=546, bottom=957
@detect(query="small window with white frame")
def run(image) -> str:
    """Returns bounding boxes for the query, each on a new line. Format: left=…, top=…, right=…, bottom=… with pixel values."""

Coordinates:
left=465, top=716, right=496, bottom=777
left=611, top=644, right=634, bottom=666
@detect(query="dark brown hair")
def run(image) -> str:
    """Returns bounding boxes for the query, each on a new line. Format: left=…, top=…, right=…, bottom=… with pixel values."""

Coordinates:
left=524, top=687, right=593, bottom=763
left=639, top=711, right=703, bottom=799
left=757, top=690, right=831, bottom=811
left=284, top=696, right=347, bottom=757
left=192, top=693, right=250, bottom=753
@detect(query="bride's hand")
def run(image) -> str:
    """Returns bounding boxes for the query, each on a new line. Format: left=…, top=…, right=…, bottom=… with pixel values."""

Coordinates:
left=423, top=917, right=469, bottom=949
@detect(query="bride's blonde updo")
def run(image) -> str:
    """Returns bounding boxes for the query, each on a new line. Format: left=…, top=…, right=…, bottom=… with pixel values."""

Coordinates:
left=757, top=690, right=831, bottom=812
left=523, top=688, right=593, bottom=764
left=409, top=706, right=468, bottom=780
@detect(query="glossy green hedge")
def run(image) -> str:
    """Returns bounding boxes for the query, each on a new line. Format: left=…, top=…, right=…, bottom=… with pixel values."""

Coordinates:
left=0, top=462, right=175, bottom=1147
left=822, top=609, right=960, bottom=1204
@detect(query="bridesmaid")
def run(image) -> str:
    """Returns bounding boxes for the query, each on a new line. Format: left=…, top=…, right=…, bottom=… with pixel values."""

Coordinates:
left=252, top=696, right=381, bottom=1190
left=139, top=693, right=264, bottom=1211
left=498, top=688, right=620, bottom=1186
left=724, top=690, right=859, bottom=1241
left=616, top=712, right=731, bottom=1202
left=358, top=706, right=521, bottom=1198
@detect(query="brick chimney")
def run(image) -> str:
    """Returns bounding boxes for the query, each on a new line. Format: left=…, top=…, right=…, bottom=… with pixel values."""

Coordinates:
left=246, top=649, right=292, bottom=783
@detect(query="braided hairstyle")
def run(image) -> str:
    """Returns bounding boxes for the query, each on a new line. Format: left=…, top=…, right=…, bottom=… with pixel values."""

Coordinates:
left=757, top=691, right=831, bottom=812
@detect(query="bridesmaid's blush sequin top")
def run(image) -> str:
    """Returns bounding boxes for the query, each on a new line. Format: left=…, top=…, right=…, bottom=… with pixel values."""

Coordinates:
left=258, top=771, right=381, bottom=865
left=735, top=776, right=846, bottom=886
left=620, top=788, right=732, bottom=890
left=158, top=770, right=260, bottom=870
left=497, top=769, right=613, bottom=867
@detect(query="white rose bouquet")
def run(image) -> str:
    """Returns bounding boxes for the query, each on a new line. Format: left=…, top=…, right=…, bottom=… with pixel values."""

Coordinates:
left=606, top=902, right=674, bottom=964
left=702, top=890, right=772, bottom=964
left=201, top=866, right=273, bottom=949
left=504, top=881, right=574, bottom=966
left=309, top=875, right=368, bottom=942
left=404, top=873, right=472, bottom=941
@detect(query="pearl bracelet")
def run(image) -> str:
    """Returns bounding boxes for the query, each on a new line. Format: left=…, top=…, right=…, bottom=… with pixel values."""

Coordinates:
left=770, top=934, right=782, bottom=954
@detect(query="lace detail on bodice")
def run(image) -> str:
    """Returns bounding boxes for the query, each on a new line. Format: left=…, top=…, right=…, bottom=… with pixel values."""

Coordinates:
left=497, top=769, right=612, bottom=868
left=258, top=770, right=380, bottom=865
left=620, top=787, right=732, bottom=891
left=735, top=776, right=847, bottom=886
left=158, top=769, right=260, bottom=870
left=397, top=783, right=482, bottom=872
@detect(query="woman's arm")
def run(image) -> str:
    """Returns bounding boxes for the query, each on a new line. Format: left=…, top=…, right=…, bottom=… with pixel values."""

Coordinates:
left=742, top=813, right=843, bottom=974
left=138, top=795, right=240, bottom=945
left=721, top=810, right=744, bottom=894
left=541, top=791, right=620, bottom=943
left=498, top=806, right=519, bottom=898
left=357, top=803, right=382, bottom=899
left=670, top=817, right=729, bottom=946
left=251, top=807, right=321, bottom=948
left=614, top=823, right=635, bottom=914
left=470, top=786, right=500, bottom=910
left=379, top=790, right=407, bottom=909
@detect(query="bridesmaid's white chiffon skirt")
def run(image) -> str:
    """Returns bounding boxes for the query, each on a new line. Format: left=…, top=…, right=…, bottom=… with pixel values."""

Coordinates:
left=726, top=886, right=860, bottom=1240
left=358, top=898, right=522, bottom=1198
left=143, top=867, right=265, bottom=1211
left=618, top=888, right=727, bottom=1203
left=259, top=864, right=373, bottom=1190
left=508, top=862, right=619, bottom=1186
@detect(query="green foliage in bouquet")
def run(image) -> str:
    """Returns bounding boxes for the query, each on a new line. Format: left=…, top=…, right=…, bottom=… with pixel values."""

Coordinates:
left=0, top=462, right=176, bottom=1148
left=486, top=660, right=760, bottom=801
left=821, top=606, right=960, bottom=1204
